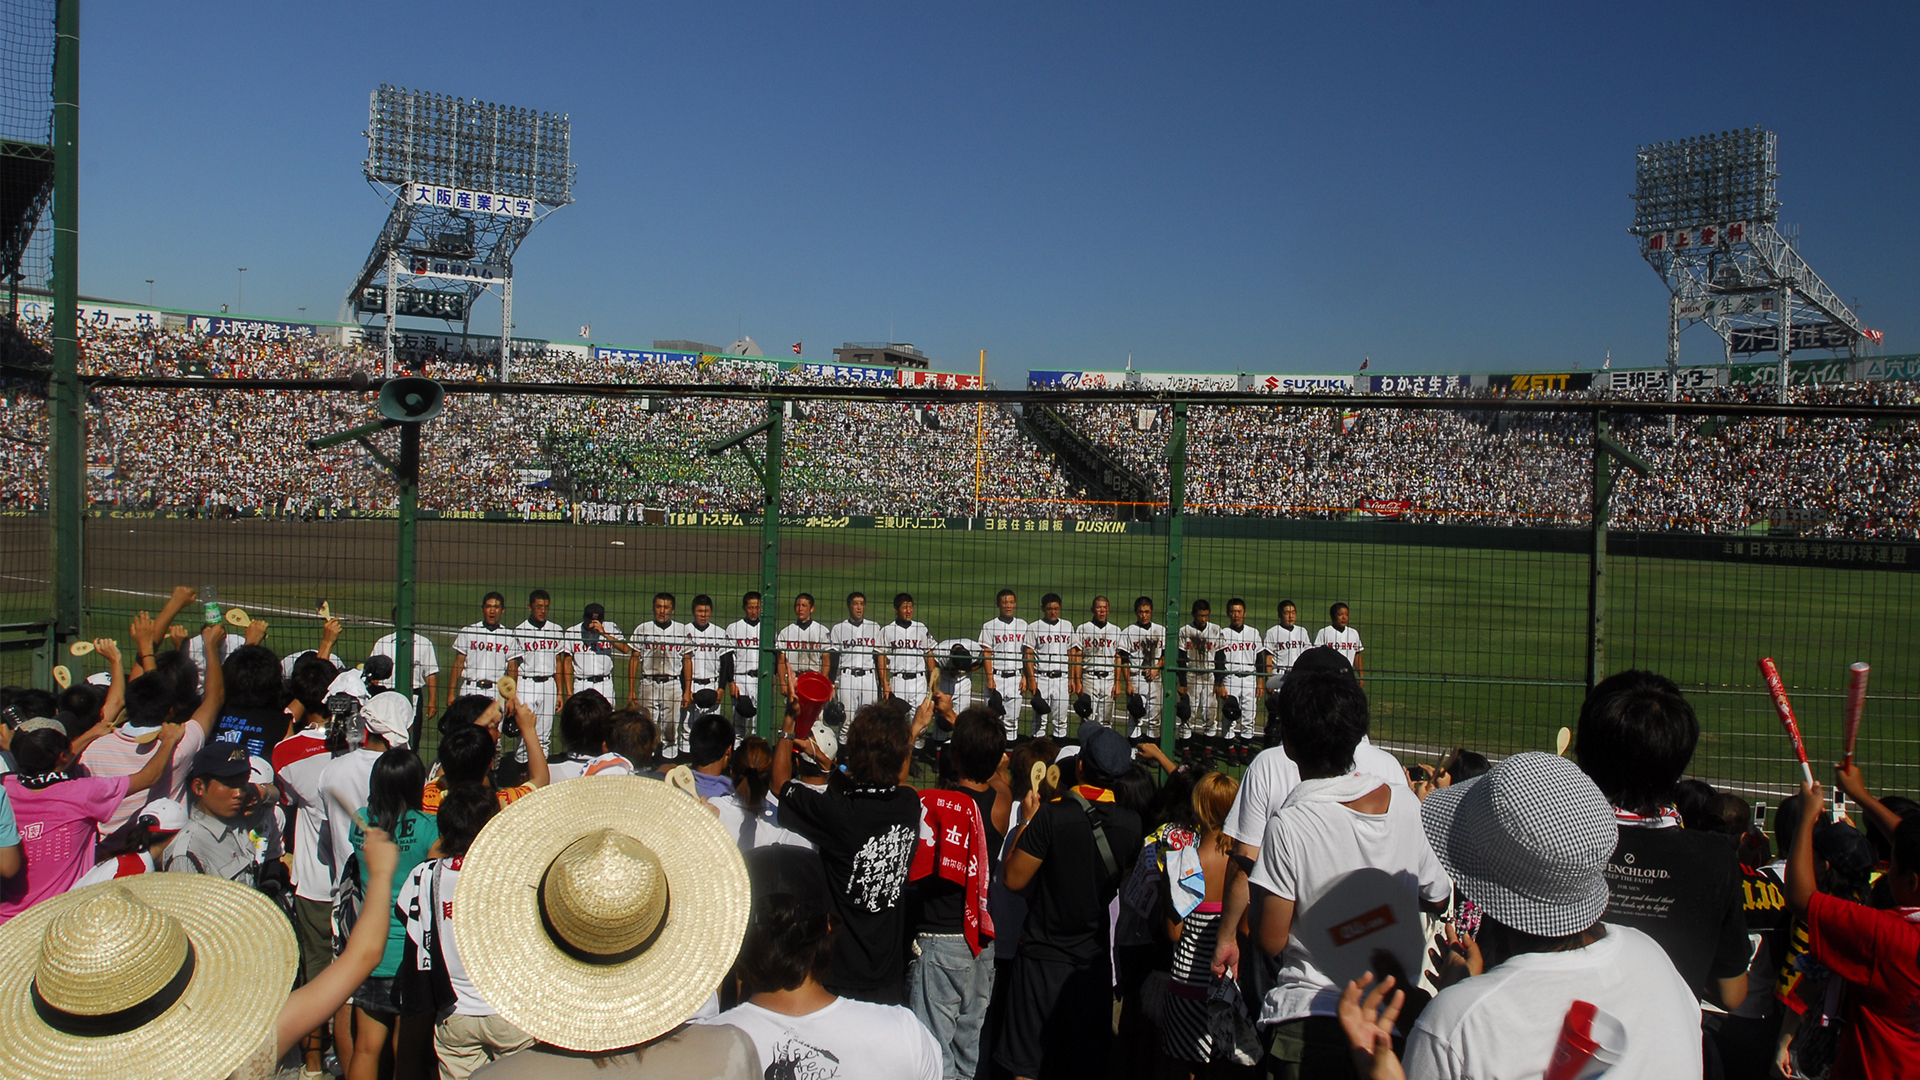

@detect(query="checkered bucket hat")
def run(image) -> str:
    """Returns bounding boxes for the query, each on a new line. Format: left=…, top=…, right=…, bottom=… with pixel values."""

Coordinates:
left=1418, top=752, right=1618, bottom=937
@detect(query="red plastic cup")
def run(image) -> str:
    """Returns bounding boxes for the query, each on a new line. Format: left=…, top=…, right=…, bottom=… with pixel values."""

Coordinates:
left=793, top=670, right=834, bottom=729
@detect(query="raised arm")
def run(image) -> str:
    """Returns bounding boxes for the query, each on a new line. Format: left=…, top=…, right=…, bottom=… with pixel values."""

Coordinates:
left=93, top=638, right=127, bottom=726
left=124, top=724, right=187, bottom=794
left=770, top=698, right=799, bottom=792
left=153, top=585, right=196, bottom=637
left=276, top=822, right=396, bottom=1057
left=1785, top=779, right=1824, bottom=918
left=1833, top=762, right=1906, bottom=843
left=189, top=625, right=227, bottom=733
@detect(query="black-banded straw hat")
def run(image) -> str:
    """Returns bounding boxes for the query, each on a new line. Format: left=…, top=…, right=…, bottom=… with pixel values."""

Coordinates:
left=453, top=774, right=750, bottom=1052
left=0, top=875, right=297, bottom=1079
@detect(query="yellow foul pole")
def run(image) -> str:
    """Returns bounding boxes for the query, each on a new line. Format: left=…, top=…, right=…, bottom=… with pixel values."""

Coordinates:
left=973, top=349, right=987, bottom=515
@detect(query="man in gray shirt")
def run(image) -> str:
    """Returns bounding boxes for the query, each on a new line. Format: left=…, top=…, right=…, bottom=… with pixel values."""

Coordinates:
left=162, top=742, right=281, bottom=882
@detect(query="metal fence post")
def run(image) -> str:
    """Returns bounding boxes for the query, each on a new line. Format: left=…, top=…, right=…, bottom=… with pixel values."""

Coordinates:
left=757, top=399, right=783, bottom=739
left=1588, top=407, right=1610, bottom=690
left=1161, top=401, right=1187, bottom=760
left=48, top=0, right=81, bottom=652
left=394, top=424, right=419, bottom=696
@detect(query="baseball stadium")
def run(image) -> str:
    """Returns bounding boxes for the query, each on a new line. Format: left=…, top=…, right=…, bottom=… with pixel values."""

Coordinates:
left=0, top=4, right=1917, bottom=1079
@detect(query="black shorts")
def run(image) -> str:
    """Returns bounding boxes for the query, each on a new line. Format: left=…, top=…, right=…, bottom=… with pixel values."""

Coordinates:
left=994, top=951, right=1113, bottom=1080
left=352, top=975, right=400, bottom=1015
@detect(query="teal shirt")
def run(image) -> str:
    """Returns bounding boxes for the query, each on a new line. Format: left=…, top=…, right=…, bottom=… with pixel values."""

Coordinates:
left=351, top=807, right=439, bottom=978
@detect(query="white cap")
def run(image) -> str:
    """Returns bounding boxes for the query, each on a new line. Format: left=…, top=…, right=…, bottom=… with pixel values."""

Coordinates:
left=86, top=672, right=112, bottom=688
left=327, top=669, right=371, bottom=703
left=248, top=756, right=275, bottom=786
left=801, top=720, right=839, bottom=769
left=362, top=691, right=413, bottom=748
left=137, top=797, right=189, bottom=833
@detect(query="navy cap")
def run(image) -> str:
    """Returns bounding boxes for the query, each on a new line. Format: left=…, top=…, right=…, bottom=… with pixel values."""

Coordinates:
left=188, top=742, right=252, bottom=784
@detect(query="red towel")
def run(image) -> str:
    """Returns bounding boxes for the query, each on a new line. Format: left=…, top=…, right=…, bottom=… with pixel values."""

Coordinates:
left=910, top=788, right=996, bottom=956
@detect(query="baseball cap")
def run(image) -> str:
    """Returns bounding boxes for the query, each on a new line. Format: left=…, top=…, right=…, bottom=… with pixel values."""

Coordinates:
left=188, top=743, right=252, bottom=784
left=1815, top=822, right=1876, bottom=888
left=799, top=720, right=838, bottom=770
left=744, top=845, right=831, bottom=923
left=1079, top=724, right=1131, bottom=782
left=1290, top=646, right=1353, bottom=678
left=584, top=603, right=607, bottom=621
left=692, top=688, right=719, bottom=711
left=135, top=797, right=188, bottom=833
left=362, top=691, right=414, bottom=748
left=1419, top=752, right=1617, bottom=937
left=362, top=654, right=395, bottom=684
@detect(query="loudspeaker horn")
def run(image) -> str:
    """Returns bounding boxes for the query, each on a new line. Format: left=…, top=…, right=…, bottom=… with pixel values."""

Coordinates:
left=376, top=377, right=445, bottom=423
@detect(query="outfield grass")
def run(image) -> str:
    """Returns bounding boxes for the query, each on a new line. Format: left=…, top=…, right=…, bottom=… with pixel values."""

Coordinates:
left=3, top=517, right=1913, bottom=798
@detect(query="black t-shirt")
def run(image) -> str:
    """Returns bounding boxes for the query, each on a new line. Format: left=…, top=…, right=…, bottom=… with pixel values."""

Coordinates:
left=778, top=780, right=922, bottom=993
left=1603, top=826, right=1750, bottom=996
left=1016, top=793, right=1143, bottom=965
left=213, top=705, right=292, bottom=760
left=910, top=785, right=1003, bottom=936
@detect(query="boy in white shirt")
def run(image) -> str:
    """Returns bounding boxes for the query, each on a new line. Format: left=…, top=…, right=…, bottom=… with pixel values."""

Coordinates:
left=706, top=846, right=940, bottom=1080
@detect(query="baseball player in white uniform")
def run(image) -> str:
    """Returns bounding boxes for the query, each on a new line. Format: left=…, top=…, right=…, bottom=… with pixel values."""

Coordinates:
left=829, top=592, right=887, bottom=723
left=370, top=625, right=440, bottom=709
left=933, top=638, right=981, bottom=712
left=1069, top=595, right=1123, bottom=733
left=682, top=594, right=732, bottom=747
left=1314, top=602, right=1364, bottom=679
left=881, top=593, right=937, bottom=713
left=507, top=589, right=568, bottom=762
left=1262, top=600, right=1313, bottom=693
left=447, top=592, right=514, bottom=709
left=775, top=593, right=832, bottom=701
left=980, top=589, right=1033, bottom=742
left=560, top=602, right=629, bottom=709
left=1214, top=599, right=1263, bottom=750
left=1116, top=596, right=1167, bottom=741
left=1176, top=599, right=1221, bottom=744
left=724, top=591, right=766, bottom=736
left=631, top=592, right=688, bottom=757
left=1027, top=593, right=1075, bottom=739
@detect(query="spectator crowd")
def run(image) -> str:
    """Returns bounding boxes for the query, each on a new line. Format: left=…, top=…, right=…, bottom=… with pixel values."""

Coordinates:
left=1, top=316, right=1918, bottom=537
left=0, top=579, right=1915, bottom=1080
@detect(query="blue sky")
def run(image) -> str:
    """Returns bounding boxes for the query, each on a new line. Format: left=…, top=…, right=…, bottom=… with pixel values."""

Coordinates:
left=78, top=2, right=1918, bottom=381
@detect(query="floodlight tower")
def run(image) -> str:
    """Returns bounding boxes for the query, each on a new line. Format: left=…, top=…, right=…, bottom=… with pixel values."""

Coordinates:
left=1630, top=127, right=1876, bottom=405
left=347, top=86, right=575, bottom=379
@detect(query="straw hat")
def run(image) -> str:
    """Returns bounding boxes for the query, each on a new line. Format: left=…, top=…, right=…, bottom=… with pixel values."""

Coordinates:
left=455, top=774, right=750, bottom=1052
left=0, top=875, right=296, bottom=1080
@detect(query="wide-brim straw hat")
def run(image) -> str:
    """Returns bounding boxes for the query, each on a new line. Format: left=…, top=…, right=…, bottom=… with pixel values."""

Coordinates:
left=455, top=773, right=750, bottom=1052
left=0, top=874, right=296, bottom=1080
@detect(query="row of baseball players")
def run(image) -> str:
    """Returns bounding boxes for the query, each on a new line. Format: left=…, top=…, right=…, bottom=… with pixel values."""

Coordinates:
left=430, top=587, right=1364, bottom=758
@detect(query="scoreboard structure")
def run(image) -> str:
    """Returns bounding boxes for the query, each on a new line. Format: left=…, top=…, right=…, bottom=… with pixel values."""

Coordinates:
left=1630, top=127, right=1875, bottom=403
left=346, top=86, right=575, bottom=377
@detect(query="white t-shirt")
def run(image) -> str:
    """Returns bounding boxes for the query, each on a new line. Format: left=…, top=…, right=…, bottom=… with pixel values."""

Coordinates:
left=1314, top=625, right=1364, bottom=665
left=633, top=620, right=688, bottom=678
left=405, top=855, right=494, bottom=1017
left=1027, top=618, right=1074, bottom=673
left=451, top=621, right=515, bottom=684
left=705, top=997, right=940, bottom=1080
left=276, top=729, right=337, bottom=901
left=316, top=748, right=381, bottom=891
left=683, top=622, right=730, bottom=682
left=777, top=619, right=832, bottom=677
left=1403, top=924, right=1703, bottom=1080
left=1224, top=740, right=1411, bottom=848
left=1116, top=621, right=1166, bottom=690
left=1263, top=624, right=1313, bottom=681
left=512, top=619, right=568, bottom=677
left=280, top=648, right=346, bottom=682
left=564, top=620, right=624, bottom=682
left=186, top=633, right=244, bottom=693
left=830, top=618, right=883, bottom=675
left=1248, top=776, right=1449, bottom=1025
left=709, top=791, right=816, bottom=851
left=370, top=632, right=440, bottom=691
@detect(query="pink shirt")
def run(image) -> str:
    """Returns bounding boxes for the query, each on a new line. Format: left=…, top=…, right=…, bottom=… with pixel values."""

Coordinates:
left=0, top=775, right=131, bottom=922
left=77, top=723, right=206, bottom=838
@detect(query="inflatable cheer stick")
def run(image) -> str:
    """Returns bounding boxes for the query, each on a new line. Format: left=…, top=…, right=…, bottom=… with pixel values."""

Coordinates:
left=1758, top=658, right=1815, bottom=787
left=1842, top=663, right=1870, bottom=770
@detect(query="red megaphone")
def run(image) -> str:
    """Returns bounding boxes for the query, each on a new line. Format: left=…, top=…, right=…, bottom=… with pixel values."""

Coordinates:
left=792, top=671, right=834, bottom=729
